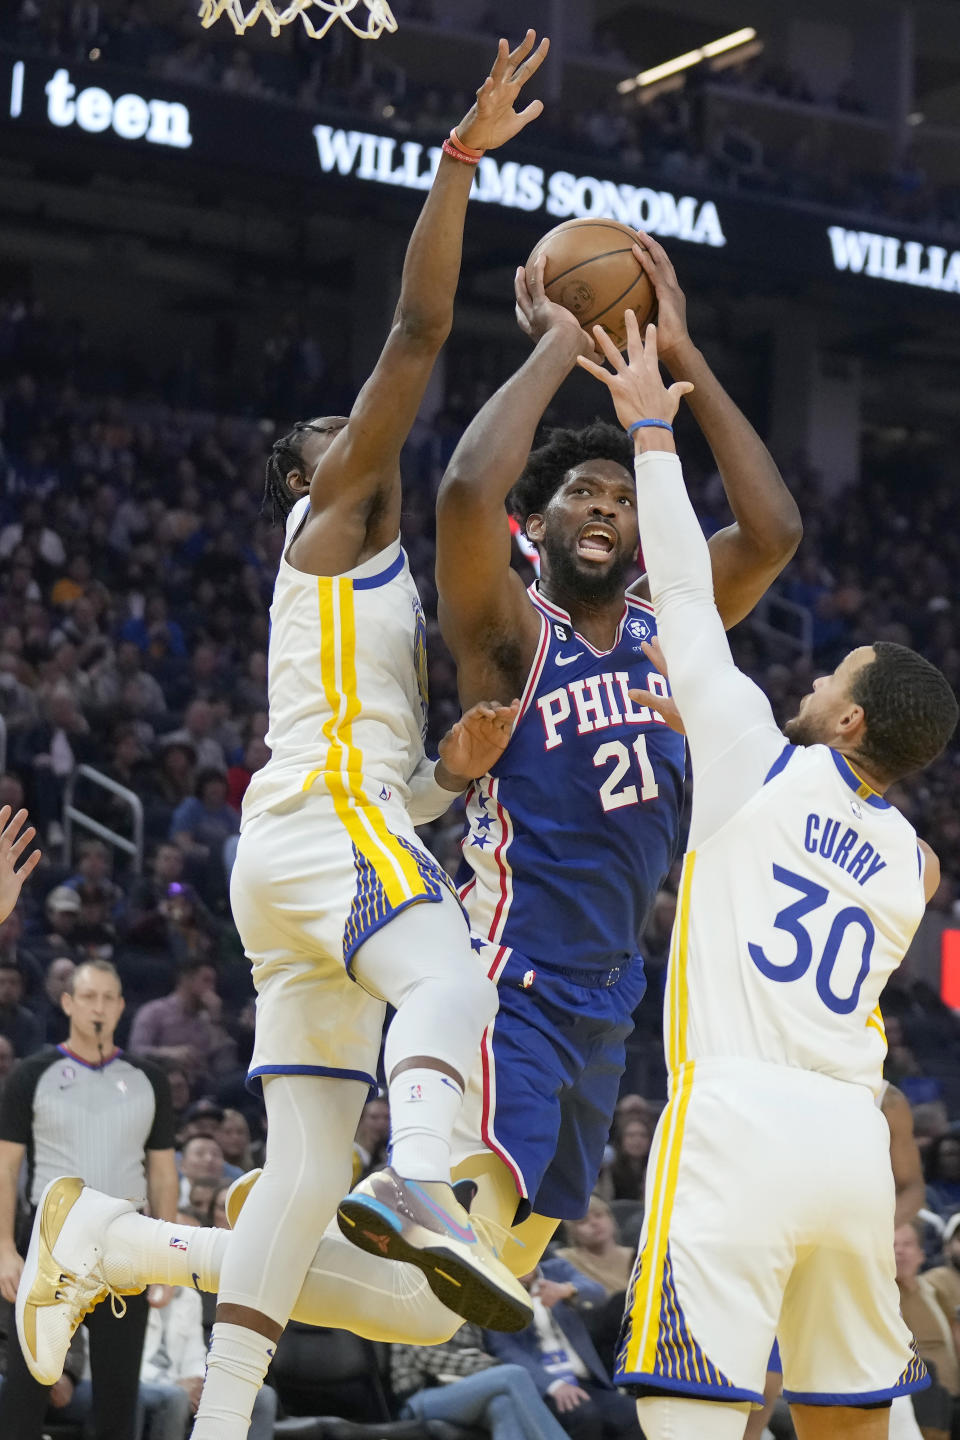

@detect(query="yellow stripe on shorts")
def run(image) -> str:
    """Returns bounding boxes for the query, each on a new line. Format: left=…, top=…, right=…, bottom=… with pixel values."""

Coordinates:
left=624, top=1058, right=695, bottom=1375
left=303, top=576, right=425, bottom=907
left=666, top=851, right=696, bottom=1073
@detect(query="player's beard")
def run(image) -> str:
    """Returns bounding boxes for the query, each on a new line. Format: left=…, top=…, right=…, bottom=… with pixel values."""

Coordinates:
left=542, top=531, right=634, bottom=606
left=783, top=710, right=825, bottom=747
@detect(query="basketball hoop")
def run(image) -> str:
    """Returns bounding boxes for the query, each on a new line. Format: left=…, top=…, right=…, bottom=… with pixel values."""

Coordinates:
left=198, top=0, right=397, bottom=40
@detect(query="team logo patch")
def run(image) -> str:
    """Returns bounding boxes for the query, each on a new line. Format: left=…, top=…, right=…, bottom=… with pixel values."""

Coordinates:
left=522, top=969, right=536, bottom=990
left=627, top=618, right=651, bottom=641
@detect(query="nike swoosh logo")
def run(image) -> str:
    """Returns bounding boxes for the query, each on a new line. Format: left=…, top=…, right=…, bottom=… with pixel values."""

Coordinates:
left=556, top=652, right=584, bottom=667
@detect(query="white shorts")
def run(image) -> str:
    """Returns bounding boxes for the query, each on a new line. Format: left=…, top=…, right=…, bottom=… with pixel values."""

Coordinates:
left=616, top=1058, right=926, bottom=1407
left=230, top=785, right=457, bottom=1093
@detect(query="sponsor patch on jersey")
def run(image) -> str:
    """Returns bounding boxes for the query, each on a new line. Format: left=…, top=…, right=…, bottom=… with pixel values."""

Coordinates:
left=627, top=618, right=651, bottom=641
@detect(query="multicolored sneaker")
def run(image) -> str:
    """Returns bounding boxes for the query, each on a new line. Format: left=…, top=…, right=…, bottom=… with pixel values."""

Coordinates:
left=337, top=1167, right=532, bottom=1332
left=16, top=1177, right=138, bottom=1385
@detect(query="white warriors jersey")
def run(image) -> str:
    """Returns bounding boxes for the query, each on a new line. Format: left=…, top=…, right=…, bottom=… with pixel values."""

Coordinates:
left=665, top=742, right=926, bottom=1093
left=243, top=497, right=430, bottom=824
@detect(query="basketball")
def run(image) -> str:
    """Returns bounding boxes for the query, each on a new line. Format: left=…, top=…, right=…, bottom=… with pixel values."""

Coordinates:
left=525, top=219, right=656, bottom=350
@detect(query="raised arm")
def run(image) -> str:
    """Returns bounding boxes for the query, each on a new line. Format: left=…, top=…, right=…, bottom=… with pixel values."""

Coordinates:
left=435, top=259, right=590, bottom=675
left=297, top=33, right=548, bottom=573
left=579, top=316, right=786, bottom=848
left=631, top=234, right=801, bottom=628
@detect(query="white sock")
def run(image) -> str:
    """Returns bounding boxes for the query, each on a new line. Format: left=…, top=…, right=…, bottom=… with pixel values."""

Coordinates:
left=191, top=1322, right=275, bottom=1440
left=387, top=1065, right=463, bottom=1182
left=103, top=1212, right=228, bottom=1293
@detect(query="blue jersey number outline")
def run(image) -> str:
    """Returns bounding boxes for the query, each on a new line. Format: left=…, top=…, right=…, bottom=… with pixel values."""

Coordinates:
left=748, top=864, right=875, bottom=1016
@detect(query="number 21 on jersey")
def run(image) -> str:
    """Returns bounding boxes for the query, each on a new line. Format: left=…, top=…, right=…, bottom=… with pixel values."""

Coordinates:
left=594, top=735, right=660, bottom=812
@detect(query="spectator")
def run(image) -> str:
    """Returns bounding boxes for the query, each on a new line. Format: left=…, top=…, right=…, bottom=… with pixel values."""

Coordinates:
left=164, top=1061, right=192, bottom=1128
left=177, top=1134, right=240, bottom=1207
left=168, top=767, right=239, bottom=902
left=217, top=1107, right=256, bottom=1171
left=391, top=1320, right=573, bottom=1440
left=924, top=1212, right=960, bottom=1338
left=606, top=1116, right=651, bottom=1203
left=128, top=956, right=236, bottom=1082
left=555, top=1197, right=635, bottom=1299
left=486, top=1260, right=642, bottom=1440
left=31, top=884, right=83, bottom=970
left=225, top=735, right=269, bottom=811
left=28, top=954, right=74, bottom=1045
left=62, top=839, right=124, bottom=918
left=0, top=958, right=178, bottom=1440
left=925, top=1136, right=960, bottom=1218
left=165, top=700, right=226, bottom=772
left=896, top=1221, right=960, bottom=1406
left=178, top=1097, right=226, bottom=1145
left=354, top=1094, right=390, bottom=1177
left=0, top=958, right=41, bottom=1057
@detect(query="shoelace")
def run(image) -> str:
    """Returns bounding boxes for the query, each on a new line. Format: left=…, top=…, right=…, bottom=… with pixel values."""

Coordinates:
left=471, top=1212, right=525, bottom=1263
left=56, top=1263, right=128, bottom=1327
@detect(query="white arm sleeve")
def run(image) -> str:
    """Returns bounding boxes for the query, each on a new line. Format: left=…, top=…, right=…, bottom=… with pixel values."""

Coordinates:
left=406, top=755, right=459, bottom=826
left=634, top=450, right=788, bottom=849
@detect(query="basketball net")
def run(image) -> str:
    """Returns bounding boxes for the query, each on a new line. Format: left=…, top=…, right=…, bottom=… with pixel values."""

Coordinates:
left=198, top=0, right=397, bottom=40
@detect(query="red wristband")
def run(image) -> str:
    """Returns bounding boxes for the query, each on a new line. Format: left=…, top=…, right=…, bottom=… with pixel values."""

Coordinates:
left=442, top=138, right=481, bottom=165
left=447, top=126, right=485, bottom=160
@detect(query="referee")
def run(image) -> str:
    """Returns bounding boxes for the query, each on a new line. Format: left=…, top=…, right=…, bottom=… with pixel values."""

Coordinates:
left=0, top=957, right=178, bottom=1440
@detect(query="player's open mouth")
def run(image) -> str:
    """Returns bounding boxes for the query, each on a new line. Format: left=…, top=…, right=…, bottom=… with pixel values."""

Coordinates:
left=576, top=524, right=616, bottom=559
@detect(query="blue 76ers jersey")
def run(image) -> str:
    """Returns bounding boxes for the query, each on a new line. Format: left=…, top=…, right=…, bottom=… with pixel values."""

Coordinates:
left=456, top=584, right=686, bottom=972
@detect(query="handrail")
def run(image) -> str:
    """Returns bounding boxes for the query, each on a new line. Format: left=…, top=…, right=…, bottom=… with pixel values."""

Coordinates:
left=749, top=591, right=813, bottom=660
left=63, top=764, right=144, bottom=874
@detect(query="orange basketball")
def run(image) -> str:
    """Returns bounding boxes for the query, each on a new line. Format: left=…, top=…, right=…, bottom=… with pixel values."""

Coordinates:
left=525, top=218, right=655, bottom=350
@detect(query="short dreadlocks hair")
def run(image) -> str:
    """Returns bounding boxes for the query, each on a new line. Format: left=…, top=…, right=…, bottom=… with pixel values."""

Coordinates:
left=508, top=420, right=634, bottom=534
left=851, top=641, right=958, bottom=783
left=262, top=418, right=347, bottom=527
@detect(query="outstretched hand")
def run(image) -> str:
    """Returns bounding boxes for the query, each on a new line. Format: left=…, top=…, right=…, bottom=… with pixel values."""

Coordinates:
left=437, top=699, right=521, bottom=789
left=456, top=31, right=550, bottom=152
left=0, top=806, right=41, bottom=926
left=577, top=313, right=693, bottom=432
left=629, top=637, right=685, bottom=735
left=514, top=254, right=599, bottom=357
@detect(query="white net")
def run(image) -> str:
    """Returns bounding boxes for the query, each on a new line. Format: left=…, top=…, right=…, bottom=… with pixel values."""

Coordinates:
left=198, top=0, right=397, bottom=40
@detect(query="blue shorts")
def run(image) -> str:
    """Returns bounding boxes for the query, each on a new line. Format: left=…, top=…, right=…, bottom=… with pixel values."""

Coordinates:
left=452, top=942, right=647, bottom=1221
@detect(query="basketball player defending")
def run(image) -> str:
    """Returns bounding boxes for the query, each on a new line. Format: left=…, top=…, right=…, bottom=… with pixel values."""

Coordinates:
left=579, top=316, right=956, bottom=1439
left=14, top=31, right=549, bottom=1438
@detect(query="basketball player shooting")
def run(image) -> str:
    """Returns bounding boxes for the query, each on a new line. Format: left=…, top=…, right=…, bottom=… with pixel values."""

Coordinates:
left=14, top=30, right=552, bottom=1440
left=426, top=234, right=802, bottom=1275
left=578, top=314, right=957, bottom=1440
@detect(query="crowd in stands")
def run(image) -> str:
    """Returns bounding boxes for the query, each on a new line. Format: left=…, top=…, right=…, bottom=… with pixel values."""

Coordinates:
left=4, top=0, right=960, bottom=239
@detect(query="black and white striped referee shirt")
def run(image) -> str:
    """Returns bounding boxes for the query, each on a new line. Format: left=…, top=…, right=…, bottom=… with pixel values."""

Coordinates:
left=0, top=1045, right=175, bottom=1208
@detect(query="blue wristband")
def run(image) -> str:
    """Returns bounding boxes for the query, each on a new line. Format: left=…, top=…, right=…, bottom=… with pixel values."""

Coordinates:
left=627, top=419, right=673, bottom=436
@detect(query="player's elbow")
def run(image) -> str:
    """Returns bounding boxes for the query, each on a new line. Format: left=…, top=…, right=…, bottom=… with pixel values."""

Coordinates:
left=765, top=499, right=803, bottom=565
left=395, top=305, right=452, bottom=352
